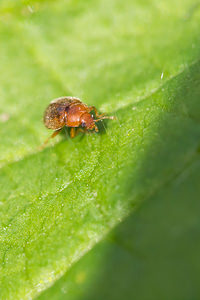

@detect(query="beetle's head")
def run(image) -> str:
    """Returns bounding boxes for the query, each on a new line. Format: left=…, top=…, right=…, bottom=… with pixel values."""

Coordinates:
left=80, top=112, right=116, bottom=132
left=80, top=112, right=97, bottom=131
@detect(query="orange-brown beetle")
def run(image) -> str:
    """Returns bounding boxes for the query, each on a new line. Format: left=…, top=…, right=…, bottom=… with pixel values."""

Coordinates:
left=43, top=96, right=115, bottom=146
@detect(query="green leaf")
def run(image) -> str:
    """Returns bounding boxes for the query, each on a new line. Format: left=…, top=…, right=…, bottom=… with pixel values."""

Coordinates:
left=0, top=0, right=200, bottom=299
left=38, top=155, right=200, bottom=300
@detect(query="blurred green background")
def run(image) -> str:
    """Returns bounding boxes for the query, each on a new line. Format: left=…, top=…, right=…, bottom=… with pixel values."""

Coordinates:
left=0, top=0, right=200, bottom=299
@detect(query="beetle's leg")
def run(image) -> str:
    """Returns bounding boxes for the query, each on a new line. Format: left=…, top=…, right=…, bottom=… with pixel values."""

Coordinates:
left=71, top=127, right=86, bottom=138
left=71, top=127, right=89, bottom=137
left=40, top=129, right=62, bottom=149
left=70, top=127, right=76, bottom=138
left=76, top=128, right=87, bottom=134
left=88, top=106, right=105, bottom=119
left=88, top=106, right=115, bottom=120
left=87, top=106, right=103, bottom=118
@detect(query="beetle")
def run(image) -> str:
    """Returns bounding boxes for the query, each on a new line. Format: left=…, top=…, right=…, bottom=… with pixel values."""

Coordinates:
left=43, top=96, right=115, bottom=146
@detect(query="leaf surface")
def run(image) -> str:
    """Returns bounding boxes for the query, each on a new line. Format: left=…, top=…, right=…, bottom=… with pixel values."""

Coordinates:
left=0, top=0, right=200, bottom=299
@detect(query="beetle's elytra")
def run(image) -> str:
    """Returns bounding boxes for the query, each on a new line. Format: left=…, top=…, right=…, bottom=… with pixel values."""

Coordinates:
left=43, top=96, right=115, bottom=146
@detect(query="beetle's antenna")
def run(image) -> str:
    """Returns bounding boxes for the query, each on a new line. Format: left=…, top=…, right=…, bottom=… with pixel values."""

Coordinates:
left=95, top=115, right=116, bottom=122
